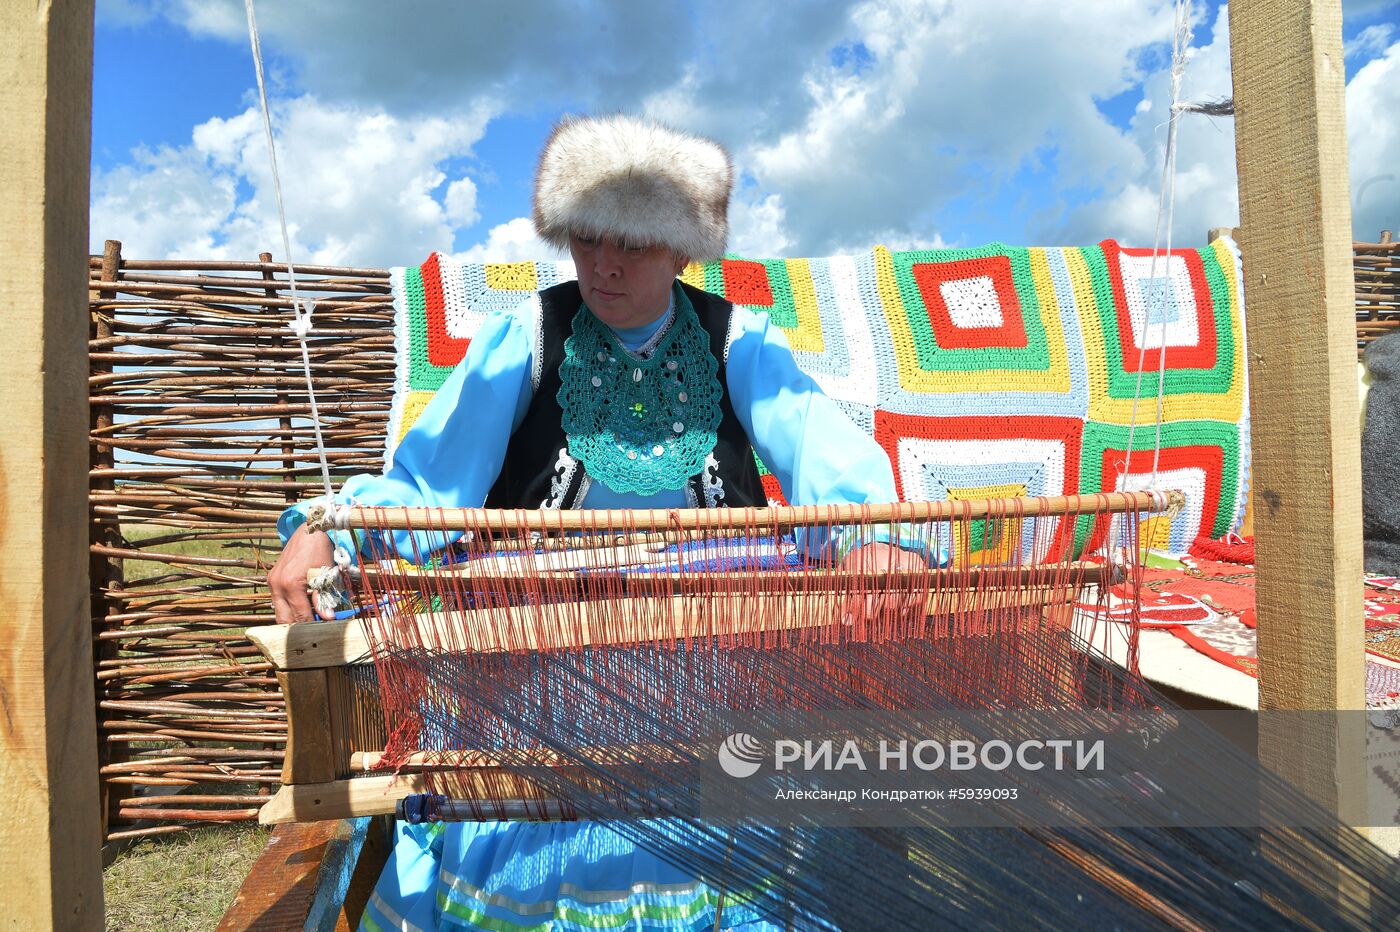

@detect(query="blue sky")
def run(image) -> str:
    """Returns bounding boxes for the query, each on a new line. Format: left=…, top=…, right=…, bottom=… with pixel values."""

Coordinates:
left=91, top=0, right=1400, bottom=267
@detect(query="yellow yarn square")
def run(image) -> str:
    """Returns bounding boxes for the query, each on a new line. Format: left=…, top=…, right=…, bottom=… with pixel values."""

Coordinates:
left=782, top=258, right=826, bottom=354
left=485, top=262, right=539, bottom=292
left=948, top=481, right=1029, bottom=565
left=395, top=390, right=436, bottom=443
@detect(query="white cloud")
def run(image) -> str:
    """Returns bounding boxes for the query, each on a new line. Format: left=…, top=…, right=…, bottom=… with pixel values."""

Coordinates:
left=871, top=230, right=951, bottom=253
left=96, top=0, right=1399, bottom=268
left=1058, top=3, right=1238, bottom=247
left=728, top=0, right=1179, bottom=252
left=1347, top=23, right=1396, bottom=59
left=91, top=94, right=495, bottom=266
left=443, top=178, right=480, bottom=228
left=167, top=0, right=695, bottom=116
left=1348, top=39, right=1400, bottom=239
left=90, top=145, right=239, bottom=258
left=176, top=0, right=244, bottom=38
left=1075, top=9, right=1400, bottom=248
left=1042, top=6, right=1400, bottom=248
left=454, top=217, right=565, bottom=263
left=97, top=0, right=161, bottom=28
left=728, top=195, right=794, bottom=258
left=1344, top=0, right=1400, bottom=15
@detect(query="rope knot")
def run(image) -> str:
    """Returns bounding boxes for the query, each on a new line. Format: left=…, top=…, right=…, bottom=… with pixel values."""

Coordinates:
left=306, top=563, right=349, bottom=618
left=287, top=298, right=316, bottom=340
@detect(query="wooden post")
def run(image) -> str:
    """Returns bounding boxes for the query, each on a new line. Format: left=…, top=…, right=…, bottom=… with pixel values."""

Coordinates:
left=261, top=251, right=301, bottom=506
left=1229, top=0, right=1365, bottom=814
left=92, top=240, right=126, bottom=837
left=0, top=1, right=104, bottom=928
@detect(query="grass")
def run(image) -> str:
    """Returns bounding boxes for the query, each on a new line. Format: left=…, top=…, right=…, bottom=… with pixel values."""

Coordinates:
left=103, top=822, right=271, bottom=931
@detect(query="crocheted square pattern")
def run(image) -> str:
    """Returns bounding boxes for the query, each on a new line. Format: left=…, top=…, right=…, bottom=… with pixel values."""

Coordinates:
left=387, top=239, right=1250, bottom=558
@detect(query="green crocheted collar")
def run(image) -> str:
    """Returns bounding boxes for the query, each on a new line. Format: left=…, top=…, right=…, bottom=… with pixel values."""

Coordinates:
left=557, top=285, right=723, bottom=496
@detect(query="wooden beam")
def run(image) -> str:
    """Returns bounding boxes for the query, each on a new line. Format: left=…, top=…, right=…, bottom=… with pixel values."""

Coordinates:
left=91, top=240, right=126, bottom=836
left=278, top=670, right=336, bottom=785
left=217, top=818, right=384, bottom=931
left=258, top=773, right=576, bottom=825
left=249, top=571, right=1093, bottom=671
left=324, top=489, right=1177, bottom=533
left=258, top=774, right=428, bottom=824
left=0, top=2, right=103, bottom=928
left=1229, top=0, right=1365, bottom=813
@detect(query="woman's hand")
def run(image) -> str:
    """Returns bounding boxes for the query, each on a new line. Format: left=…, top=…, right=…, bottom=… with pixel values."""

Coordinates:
left=267, top=527, right=336, bottom=624
left=839, top=542, right=928, bottom=627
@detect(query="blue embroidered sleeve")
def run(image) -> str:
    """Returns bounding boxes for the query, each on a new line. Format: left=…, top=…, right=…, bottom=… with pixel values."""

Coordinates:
left=277, top=300, right=536, bottom=558
left=724, top=306, right=940, bottom=563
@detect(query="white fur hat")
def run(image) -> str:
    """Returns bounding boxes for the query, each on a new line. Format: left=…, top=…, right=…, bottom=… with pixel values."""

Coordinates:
left=533, top=114, right=732, bottom=262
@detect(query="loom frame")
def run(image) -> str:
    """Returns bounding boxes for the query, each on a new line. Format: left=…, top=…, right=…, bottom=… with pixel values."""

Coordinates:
left=0, top=0, right=1379, bottom=927
left=248, top=493, right=1163, bottom=826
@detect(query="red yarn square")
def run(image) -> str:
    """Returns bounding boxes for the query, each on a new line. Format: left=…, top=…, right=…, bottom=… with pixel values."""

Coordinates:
left=1084, top=444, right=1224, bottom=551
left=911, top=256, right=1027, bottom=350
left=423, top=253, right=471, bottom=367
left=872, top=411, right=1083, bottom=560
left=1103, top=242, right=1216, bottom=373
left=722, top=259, right=774, bottom=307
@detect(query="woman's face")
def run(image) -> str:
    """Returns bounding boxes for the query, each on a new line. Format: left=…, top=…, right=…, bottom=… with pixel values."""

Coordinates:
left=570, top=234, right=688, bottom=329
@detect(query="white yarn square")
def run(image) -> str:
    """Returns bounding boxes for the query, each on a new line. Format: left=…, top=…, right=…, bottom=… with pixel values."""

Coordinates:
left=938, top=275, right=1004, bottom=329
left=895, top=436, right=1068, bottom=561
left=1118, top=253, right=1199, bottom=349
left=1107, top=464, right=1207, bottom=553
left=811, top=255, right=880, bottom=407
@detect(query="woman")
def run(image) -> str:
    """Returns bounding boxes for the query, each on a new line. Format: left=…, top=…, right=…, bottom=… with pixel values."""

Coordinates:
left=269, top=114, right=925, bottom=931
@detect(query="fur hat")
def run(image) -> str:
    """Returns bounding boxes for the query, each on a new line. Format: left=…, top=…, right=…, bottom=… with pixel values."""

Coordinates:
left=533, top=114, right=732, bottom=262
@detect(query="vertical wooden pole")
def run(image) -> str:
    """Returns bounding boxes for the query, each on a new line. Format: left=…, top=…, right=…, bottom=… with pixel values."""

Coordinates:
left=262, top=251, right=301, bottom=506
left=1229, top=0, right=1364, bottom=811
left=0, top=1, right=104, bottom=928
left=91, top=240, right=125, bottom=837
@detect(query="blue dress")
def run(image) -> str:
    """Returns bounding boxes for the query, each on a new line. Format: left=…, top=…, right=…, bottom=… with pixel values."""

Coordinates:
left=281, top=285, right=920, bottom=931
left=361, top=821, right=784, bottom=931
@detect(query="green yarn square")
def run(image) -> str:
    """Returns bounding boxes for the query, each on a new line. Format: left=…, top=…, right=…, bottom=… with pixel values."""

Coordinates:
left=1073, top=419, right=1242, bottom=552
left=889, top=244, right=1052, bottom=373
left=1082, top=245, right=1238, bottom=399
left=404, top=264, right=457, bottom=393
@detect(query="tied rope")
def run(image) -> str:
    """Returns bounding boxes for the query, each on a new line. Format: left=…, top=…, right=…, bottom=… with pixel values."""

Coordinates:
left=244, top=0, right=350, bottom=601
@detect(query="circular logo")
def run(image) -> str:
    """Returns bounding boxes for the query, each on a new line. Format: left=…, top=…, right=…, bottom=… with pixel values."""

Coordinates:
left=717, top=733, right=765, bottom=778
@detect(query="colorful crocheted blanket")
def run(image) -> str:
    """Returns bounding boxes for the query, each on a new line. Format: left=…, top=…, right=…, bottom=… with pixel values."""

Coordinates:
left=387, top=240, right=1249, bottom=557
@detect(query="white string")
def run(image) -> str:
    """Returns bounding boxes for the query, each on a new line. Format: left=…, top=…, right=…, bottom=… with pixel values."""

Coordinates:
left=1107, top=0, right=1194, bottom=559
left=1120, top=0, right=1193, bottom=499
left=244, top=0, right=336, bottom=504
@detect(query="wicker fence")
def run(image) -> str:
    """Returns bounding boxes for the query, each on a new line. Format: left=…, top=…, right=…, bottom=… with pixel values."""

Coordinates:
left=1356, top=233, right=1399, bottom=353
left=89, top=242, right=395, bottom=840
left=87, top=235, right=1400, bottom=841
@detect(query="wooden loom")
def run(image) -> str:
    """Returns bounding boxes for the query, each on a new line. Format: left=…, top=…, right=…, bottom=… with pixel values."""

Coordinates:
left=236, top=490, right=1400, bottom=930
left=0, top=0, right=1381, bottom=927
left=247, top=492, right=1172, bottom=826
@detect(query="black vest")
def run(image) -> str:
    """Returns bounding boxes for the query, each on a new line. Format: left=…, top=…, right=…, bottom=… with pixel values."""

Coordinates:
left=485, top=280, right=766, bottom=510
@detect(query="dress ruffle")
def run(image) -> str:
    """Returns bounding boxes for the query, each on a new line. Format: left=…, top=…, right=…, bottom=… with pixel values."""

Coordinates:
left=359, top=820, right=782, bottom=932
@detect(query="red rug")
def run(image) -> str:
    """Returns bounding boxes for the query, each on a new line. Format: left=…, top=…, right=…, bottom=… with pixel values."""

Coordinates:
left=1130, top=541, right=1400, bottom=686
